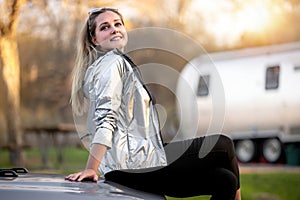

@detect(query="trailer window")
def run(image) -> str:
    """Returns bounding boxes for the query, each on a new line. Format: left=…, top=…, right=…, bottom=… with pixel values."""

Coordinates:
left=265, top=66, right=280, bottom=90
left=294, top=66, right=300, bottom=71
left=197, top=75, right=210, bottom=96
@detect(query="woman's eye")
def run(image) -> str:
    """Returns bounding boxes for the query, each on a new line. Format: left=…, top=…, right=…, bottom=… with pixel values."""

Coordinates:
left=115, top=22, right=122, bottom=27
left=100, top=26, right=109, bottom=31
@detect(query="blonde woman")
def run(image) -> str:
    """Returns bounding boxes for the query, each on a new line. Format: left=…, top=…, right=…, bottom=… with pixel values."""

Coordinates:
left=65, top=8, right=241, bottom=200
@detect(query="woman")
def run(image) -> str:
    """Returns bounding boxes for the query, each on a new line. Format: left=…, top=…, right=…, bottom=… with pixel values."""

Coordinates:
left=65, top=7, right=241, bottom=200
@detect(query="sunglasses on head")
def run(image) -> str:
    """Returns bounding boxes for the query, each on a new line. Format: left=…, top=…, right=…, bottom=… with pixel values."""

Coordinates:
left=88, top=7, right=118, bottom=16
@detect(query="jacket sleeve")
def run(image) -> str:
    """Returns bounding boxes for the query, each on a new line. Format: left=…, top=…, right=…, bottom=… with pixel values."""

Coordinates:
left=90, top=54, right=125, bottom=148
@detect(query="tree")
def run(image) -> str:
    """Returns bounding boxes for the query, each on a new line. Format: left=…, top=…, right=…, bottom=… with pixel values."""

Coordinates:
left=0, top=0, right=26, bottom=166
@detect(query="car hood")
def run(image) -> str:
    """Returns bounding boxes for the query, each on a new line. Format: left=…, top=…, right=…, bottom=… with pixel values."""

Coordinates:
left=0, top=173, right=166, bottom=200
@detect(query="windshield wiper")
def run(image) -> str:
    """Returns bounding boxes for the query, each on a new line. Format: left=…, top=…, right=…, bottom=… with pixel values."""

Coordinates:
left=0, top=167, right=28, bottom=177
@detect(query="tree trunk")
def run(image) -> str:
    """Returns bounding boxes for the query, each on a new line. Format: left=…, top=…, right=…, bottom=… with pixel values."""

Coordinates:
left=0, top=34, right=25, bottom=166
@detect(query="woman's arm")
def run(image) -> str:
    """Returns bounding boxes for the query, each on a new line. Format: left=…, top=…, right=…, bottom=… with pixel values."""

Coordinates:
left=66, top=53, right=124, bottom=182
left=65, top=143, right=107, bottom=182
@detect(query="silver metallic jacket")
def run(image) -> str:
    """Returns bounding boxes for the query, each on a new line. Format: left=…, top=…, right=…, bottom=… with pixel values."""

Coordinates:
left=83, top=49, right=167, bottom=175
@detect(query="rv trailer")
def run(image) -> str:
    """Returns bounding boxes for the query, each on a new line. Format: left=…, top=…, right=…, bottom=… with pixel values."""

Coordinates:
left=176, top=42, right=300, bottom=165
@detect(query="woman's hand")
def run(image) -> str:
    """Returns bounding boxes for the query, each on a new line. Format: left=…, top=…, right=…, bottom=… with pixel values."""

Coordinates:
left=65, top=144, right=107, bottom=182
left=65, top=169, right=98, bottom=182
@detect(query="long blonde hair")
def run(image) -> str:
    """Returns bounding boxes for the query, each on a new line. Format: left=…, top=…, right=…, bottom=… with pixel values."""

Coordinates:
left=71, top=8, right=124, bottom=115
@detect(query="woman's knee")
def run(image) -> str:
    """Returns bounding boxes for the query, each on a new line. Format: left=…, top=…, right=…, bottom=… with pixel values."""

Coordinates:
left=216, top=134, right=235, bottom=153
left=219, top=134, right=234, bottom=146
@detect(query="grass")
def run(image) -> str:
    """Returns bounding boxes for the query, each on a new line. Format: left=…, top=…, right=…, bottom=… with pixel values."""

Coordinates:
left=167, top=172, right=300, bottom=200
left=0, top=147, right=89, bottom=173
left=1, top=147, right=300, bottom=200
left=239, top=173, right=300, bottom=200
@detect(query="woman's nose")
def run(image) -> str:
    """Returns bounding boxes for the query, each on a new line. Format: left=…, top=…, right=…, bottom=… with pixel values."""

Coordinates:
left=111, top=26, right=119, bottom=34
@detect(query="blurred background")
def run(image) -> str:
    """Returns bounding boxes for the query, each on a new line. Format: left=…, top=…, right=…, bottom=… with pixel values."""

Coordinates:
left=1, top=0, right=300, bottom=199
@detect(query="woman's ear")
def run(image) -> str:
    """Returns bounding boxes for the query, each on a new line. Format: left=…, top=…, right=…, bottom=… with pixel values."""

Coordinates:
left=92, top=37, right=98, bottom=46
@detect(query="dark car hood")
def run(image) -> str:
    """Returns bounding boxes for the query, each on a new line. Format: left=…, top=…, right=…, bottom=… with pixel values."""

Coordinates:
left=0, top=173, right=166, bottom=200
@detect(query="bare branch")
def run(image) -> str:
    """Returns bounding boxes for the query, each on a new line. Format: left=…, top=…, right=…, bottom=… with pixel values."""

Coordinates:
left=8, top=0, right=27, bottom=35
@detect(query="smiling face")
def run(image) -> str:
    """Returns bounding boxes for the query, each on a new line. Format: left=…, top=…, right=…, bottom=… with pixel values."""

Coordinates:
left=91, top=11, right=128, bottom=52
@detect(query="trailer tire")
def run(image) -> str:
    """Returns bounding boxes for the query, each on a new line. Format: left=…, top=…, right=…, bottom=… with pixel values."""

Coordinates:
left=235, top=139, right=256, bottom=163
left=262, top=138, right=282, bottom=163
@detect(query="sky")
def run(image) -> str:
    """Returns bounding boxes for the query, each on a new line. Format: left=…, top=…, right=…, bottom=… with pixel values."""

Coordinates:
left=184, top=0, right=298, bottom=47
left=8, top=0, right=300, bottom=50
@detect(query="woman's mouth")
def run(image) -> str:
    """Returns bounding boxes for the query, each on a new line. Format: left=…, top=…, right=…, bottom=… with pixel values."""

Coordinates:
left=110, top=36, right=122, bottom=41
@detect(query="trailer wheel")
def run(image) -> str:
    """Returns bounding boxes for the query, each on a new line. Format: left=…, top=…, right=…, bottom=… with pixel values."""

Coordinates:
left=262, top=138, right=282, bottom=163
left=235, top=139, right=256, bottom=163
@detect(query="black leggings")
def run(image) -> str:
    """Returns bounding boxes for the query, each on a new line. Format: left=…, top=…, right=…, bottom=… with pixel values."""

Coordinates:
left=105, top=134, right=240, bottom=200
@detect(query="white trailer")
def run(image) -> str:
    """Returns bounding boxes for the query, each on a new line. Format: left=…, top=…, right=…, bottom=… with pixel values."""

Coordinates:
left=176, top=42, right=300, bottom=164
